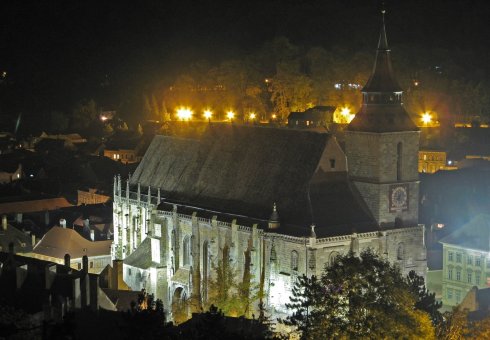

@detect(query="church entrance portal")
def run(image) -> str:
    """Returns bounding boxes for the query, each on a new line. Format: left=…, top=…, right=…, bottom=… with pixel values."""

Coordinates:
left=172, top=287, right=187, bottom=324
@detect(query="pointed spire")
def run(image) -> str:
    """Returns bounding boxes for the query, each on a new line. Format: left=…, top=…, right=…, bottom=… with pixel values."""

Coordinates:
left=361, top=7, right=401, bottom=93
left=378, top=7, right=389, bottom=51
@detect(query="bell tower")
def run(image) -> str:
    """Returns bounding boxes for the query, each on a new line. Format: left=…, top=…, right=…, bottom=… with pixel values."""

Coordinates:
left=345, top=9, right=419, bottom=227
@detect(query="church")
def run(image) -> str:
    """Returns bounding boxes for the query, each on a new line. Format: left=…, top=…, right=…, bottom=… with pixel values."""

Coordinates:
left=112, top=12, right=426, bottom=319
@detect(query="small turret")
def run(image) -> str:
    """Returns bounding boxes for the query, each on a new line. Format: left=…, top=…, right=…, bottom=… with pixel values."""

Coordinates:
left=268, top=203, right=280, bottom=229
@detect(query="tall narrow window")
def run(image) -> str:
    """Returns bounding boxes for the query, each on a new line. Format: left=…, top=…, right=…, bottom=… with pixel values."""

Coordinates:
left=397, top=243, right=405, bottom=260
left=202, top=241, right=209, bottom=302
left=183, top=236, right=190, bottom=266
left=291, top=251, right=299, bottom=272
left=397, top=142, right=403, bottom=181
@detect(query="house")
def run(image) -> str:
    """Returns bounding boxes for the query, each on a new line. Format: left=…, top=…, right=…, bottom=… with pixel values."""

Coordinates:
left=27, top=225, right=112, bottom=274
left=440, top=214, right=490, bottom=308
left=287, top=106, right=336, bottom=129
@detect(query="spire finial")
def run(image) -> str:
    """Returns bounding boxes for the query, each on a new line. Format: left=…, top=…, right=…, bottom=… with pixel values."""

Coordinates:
left=378, top=2, right=389, bottom=50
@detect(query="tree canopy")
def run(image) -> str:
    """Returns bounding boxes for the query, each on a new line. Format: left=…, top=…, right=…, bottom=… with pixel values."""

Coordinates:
left=282, top=249, right=436, bottom=339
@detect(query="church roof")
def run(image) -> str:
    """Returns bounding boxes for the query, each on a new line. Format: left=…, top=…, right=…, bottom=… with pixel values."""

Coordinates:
left=348, top=104, right=418, bottom=133
left=130, top=125, right=377, bottom=237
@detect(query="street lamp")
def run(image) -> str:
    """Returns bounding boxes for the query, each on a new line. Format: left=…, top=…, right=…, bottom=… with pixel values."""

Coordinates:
left=422, top=112, right=432, bottom=125
left=227, top=111, right=235, bottom=121
left=176, top=107, right=193, bottom=121
left=203, top=109, right=212, bottom=121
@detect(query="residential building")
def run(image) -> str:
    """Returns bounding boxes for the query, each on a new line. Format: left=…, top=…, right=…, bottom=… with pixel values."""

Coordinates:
left=419, top=149, right=447, bottom=173
left=440, top=214, right=490, bottom=308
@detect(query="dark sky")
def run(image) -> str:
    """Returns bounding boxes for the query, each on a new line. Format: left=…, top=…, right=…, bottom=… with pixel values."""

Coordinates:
left=1, top=0, right=489, bottom=120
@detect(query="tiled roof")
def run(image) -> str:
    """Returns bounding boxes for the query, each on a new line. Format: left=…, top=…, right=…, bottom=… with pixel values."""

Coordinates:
left=32, top=226, right=112, bottom=259
left=0, top=197, right=73, bottom=214
left=130, top=125, right=377, bottom=237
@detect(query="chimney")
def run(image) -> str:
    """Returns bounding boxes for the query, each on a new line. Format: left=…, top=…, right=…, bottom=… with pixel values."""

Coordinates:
left=2, top=215, right=7, bottom=230
left=82, top=255, right=88, bottom=272
left=83, top=219, right=89, bottom=229
left=31, top=233, right=36, bottom=247
left=16, top=213, right=22, bottom=224
left=60, top=219, right=67, bottom=228
left=90, top=230, right=95, bottom=241
left=81, top=255, right=90, bottom=308
left=64, top=253, right=71, bottom=270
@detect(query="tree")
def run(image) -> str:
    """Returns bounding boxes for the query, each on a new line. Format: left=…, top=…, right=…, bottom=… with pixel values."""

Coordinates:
left=406, top=270, right=443, bottom=325
left=206, top=245, right=258, bottom=318
left=281, top=250, right=435, bottom=339
left=71, top=99, right=98, bottom=130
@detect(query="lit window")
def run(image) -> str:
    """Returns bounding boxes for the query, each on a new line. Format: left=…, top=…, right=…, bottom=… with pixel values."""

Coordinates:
left=151, top=238, right=160, bottom=263
left=291, top=251, right=299, bottom=272
left=467, top=272, right=472, bottom=283
left=456, top=270, right=461, bottom=281
left=467, top=256, right=473, bottom=265
left=456, top=253, right=462, bottom=263
left=113, top=154, right=116, bottom=159
left=154, top=224, right=161, bottom=237
left=447, top=288, right=453, bottom=299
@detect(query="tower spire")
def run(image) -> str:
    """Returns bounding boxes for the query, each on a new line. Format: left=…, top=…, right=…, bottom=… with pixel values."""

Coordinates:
left=378, top=7, right=389, bottom=51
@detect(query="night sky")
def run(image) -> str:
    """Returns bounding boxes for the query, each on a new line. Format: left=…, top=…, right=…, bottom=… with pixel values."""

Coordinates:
left=1, top=0, right=489, bottom=127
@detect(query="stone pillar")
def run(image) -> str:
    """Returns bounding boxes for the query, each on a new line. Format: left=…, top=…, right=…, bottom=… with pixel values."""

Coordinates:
left=231, top=219, right=238, bottom=262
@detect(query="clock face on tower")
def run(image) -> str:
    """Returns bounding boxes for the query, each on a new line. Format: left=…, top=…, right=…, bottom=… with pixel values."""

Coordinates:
left=389, top=184, right=409, bottom=212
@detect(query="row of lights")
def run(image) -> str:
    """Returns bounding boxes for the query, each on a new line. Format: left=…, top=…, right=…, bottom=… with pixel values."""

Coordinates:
left=176, top=107, right=258, bottom=121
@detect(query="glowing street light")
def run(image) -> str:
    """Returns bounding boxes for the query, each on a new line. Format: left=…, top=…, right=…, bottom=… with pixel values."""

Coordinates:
left=422, top=112, right=432, bottom=125
left=249, top=112, right=256, bottom=120
left=176, top=107, right=193, bottom=121
left=271, top=114, right=277, bottom=120
left=203, top=109, right=212, bottom=120
left=227, top=110, right=235, bottom=121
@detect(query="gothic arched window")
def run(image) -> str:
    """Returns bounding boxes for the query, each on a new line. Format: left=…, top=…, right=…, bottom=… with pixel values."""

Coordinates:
left=397, top=142, right=403, bottom=181
left=291, top=250, right=299, bottom=272
left=329, top=251, right=340, bottom=267
left=183, top=236, right=190, bottom=266
left=397, top=243, right=405, bottom=260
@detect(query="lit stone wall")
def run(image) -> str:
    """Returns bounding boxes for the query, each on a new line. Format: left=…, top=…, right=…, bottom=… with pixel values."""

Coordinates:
left=113, top=182, right=427, bottom=319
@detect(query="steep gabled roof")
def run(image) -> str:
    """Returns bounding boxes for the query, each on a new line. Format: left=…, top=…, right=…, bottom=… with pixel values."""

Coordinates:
left=130, top=125, right=377, bottom=236
left=131, top=125, right=329, bottom=225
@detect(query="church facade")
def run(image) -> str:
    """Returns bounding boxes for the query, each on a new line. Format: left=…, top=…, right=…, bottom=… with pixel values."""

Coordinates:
left=112, top=13, right=426, bottom=319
